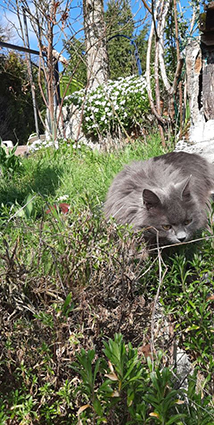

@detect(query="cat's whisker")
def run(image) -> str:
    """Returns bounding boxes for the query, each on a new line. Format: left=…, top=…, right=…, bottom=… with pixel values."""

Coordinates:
left=148, top=234, right=214, bottom=252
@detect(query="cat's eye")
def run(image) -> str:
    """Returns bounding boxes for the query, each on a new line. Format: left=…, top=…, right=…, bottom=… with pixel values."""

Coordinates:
left=162, top=224, right=172, bottom=230
left=184, top=219, right=192, bottom=226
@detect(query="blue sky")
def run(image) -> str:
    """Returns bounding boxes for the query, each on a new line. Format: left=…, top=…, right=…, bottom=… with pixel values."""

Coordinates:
left=0, top=0, right=201, bottom=59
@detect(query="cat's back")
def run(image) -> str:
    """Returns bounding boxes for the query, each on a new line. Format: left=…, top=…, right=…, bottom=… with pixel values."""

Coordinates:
left=106, top=151, right=214, bottom=192
left=153, top=151, right=212, bottom=178
left=152, top=151, right=214, bottom=194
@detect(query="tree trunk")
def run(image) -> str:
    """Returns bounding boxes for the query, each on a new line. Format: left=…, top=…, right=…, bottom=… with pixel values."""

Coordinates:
left=176, top=33, right=214, bottom=162
left=83, top=0, right=109, bottom=90
left=186, top=37, right=214, bottom=141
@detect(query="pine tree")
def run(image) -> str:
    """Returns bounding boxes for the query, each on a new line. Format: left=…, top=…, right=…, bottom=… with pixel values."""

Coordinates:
left=135, top=25, right=148, bottom=75
left=105, top=0, right=134, bottom=79
left=63, top=37, right=87, bottom=87
left=64, top=1, right=148, bottom=86
left=105, top=0, right=145, bottom=79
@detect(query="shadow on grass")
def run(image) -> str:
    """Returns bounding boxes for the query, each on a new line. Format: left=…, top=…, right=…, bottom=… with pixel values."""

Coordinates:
left=0, top=163, right=63, bottom=207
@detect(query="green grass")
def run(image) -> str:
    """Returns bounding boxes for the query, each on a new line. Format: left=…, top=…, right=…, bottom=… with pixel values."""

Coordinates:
left=0, top=135, right=165, bottom=214
left=0, top=136, right=214, bottom=424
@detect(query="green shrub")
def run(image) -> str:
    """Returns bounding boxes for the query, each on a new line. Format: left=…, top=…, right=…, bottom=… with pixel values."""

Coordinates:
left=65, top=74, right=150, bottom=137
left=71, top=334, right=214, bottom=424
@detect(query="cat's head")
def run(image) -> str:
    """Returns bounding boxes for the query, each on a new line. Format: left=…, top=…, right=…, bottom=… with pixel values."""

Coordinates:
left=141, top=176, right=207, bottom=245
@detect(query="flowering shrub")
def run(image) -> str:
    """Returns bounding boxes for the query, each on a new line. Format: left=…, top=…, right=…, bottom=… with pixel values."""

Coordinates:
left=65, top=75, right=150, bottom=137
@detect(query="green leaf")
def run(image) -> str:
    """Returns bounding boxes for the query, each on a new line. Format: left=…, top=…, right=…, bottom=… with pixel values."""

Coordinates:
left=166, top=414, right=187, bottom=424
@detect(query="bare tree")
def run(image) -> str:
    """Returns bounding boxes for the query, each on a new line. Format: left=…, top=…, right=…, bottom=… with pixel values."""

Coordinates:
left=3, top=0, right=109, bottom=139
left=3, top=0, right=73, bottom=139
left=143, top=0, right=197, bottom=144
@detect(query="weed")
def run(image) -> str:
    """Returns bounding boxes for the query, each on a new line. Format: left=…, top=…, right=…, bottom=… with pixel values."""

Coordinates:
left=0, top=141, right=22, bottom=176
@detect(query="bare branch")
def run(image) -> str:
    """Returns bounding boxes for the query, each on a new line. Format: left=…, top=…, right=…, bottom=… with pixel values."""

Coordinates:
left=141, top=0, right=152, bottom=14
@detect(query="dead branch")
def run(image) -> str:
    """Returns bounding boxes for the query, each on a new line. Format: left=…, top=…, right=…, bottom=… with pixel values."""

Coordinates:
left=141, top=0, right=152, bottom=14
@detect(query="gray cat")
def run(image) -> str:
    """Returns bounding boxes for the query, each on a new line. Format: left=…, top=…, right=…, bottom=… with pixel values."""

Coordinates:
left=104, top=152, right=214, bottom=245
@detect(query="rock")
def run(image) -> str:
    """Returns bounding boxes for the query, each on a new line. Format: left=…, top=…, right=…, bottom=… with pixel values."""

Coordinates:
left=1, top=140, right=14, bottom=148
left=1, top=141, right=28, bottom=156
left=175, top=135, right=214, bottom=163
left=27, top=134, right=59, bottom=153
left=15, top=146, right=29, bottom=156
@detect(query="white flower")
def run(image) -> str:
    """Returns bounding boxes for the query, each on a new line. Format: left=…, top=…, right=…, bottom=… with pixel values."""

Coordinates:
left=91, top=107, right=99, bottom=113
left=57, top=195, right=69, bottom=201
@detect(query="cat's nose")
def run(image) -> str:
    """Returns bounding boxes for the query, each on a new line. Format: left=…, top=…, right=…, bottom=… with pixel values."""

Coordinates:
left=177, top=231, right=186, bottom=242
left=178, top=236, right=186, bottom=242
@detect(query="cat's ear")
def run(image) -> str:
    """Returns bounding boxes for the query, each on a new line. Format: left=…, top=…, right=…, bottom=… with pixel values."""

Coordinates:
left=143, top=189, right=161, bottom=210
left=176, top=175, right=192, bottom=201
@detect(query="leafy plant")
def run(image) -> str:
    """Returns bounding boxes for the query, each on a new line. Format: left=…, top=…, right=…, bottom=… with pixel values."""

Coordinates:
left=15, top=193, right=37, bottom=220
left=145, top=357, right=185, bottom=424
left=71, top=334, right=214, bottom=424
left=0, top=141, right=22, bottom=176
left=183, top=370, right=214, bottom=425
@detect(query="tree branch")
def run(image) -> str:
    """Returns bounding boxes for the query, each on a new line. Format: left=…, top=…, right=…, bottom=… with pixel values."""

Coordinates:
left=141, top=0, right=152, bottom=14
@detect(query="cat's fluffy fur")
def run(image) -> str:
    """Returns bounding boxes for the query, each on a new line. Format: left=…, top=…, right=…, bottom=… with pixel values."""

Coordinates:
left=104, top=152, right=214, bottom=245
